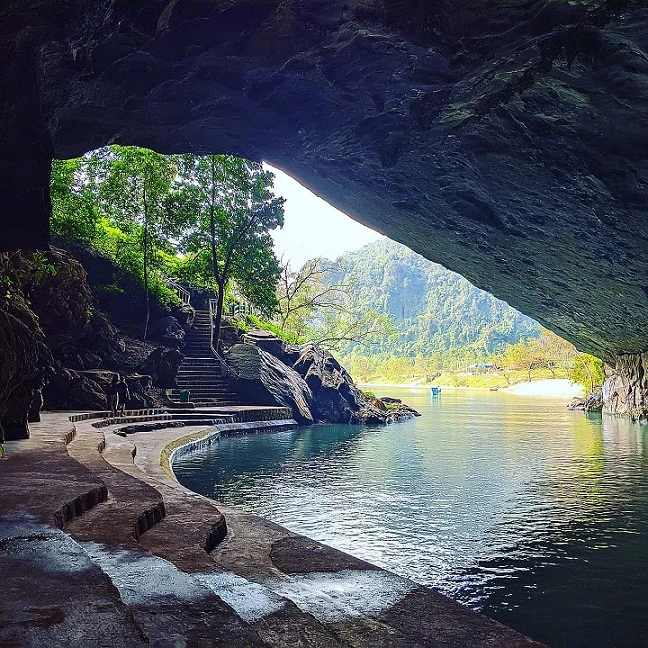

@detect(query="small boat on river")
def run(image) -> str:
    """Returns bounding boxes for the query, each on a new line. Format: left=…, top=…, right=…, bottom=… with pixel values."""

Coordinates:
left=430, top=386, right=442, bottom=396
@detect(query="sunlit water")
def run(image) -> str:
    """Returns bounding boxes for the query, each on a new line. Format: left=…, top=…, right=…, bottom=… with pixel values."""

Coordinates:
left=174, top=388, right=648, bottom=647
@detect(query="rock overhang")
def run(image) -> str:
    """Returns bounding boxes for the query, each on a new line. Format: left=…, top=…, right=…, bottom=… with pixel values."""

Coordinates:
left=1, top=0, right=648, bottom=360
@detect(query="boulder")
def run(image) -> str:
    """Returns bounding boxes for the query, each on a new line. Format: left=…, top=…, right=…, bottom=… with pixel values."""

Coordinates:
left=219, top=323, right=243, bottom=351
left=292, top=344, right=365, bottom=423
left=584, top=391, right=603, bottom=413
left=567, top=397, right=586, bottom=411
left=172, top=303, right=194, bottom=328
left=225, top=344, right=313, bottom=425
left=154, top=315, right=185, bottom=349
left=125, top=374, right=155, bottom=410
left=43, top=369, right=113, bottom=411
left=138, top=347, right=184, bottom=389
left=44, top=369, right=155, bottom=411
left=241, top=329, right=303, bottom=365
left=242, top=329, right=286, bottom=358
left=292, top=343, right=420, bottom=424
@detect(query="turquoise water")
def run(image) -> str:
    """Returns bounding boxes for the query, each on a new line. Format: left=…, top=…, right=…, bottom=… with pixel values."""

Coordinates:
left=173, top=388, right=648, bottom=647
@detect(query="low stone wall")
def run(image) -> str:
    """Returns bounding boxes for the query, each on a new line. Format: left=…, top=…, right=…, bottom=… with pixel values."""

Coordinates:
left=162, top=418, right=298, bottom=479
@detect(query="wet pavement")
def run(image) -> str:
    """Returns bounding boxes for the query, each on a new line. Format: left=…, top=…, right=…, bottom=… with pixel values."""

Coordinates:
left=0, top=411, right=547, bottom=647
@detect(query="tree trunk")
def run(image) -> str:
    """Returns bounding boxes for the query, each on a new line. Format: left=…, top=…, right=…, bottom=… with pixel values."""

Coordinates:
left=213, top=281, right=225, bottom=354
left=143, top=186, right=150, bottom=340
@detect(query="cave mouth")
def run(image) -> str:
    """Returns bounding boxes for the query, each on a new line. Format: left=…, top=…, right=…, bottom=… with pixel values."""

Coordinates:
left=2, top=0, right=648, bottom=391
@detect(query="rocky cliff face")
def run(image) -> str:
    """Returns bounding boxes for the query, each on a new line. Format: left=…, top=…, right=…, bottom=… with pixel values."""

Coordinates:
left=1, top=1, right=648, bottom=409
left=602, top=354, right=648, bottom=420
left=0, top=246, right=181, bottom=438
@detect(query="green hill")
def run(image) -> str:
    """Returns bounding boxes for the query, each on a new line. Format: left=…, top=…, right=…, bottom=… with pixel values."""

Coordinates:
left=329, top=239, right=539, bottom=359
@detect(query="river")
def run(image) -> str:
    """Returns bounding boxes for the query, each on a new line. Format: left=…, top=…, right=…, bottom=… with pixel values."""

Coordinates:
left=173, top=388, right=648, bottom=647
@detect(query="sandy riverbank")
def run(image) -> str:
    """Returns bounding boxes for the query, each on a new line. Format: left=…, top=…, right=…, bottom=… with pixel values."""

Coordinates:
left=359, top=379, right=585, bottom=398
left=500, top=379, right=584, bottom=397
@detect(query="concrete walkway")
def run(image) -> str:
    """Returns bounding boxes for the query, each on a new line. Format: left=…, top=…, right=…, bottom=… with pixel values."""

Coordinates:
left=0, top=411, right=547, bottom=647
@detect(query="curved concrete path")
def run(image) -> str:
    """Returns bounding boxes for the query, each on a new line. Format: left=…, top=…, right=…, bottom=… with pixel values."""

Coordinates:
left=0, top=411, right=547, bottom=648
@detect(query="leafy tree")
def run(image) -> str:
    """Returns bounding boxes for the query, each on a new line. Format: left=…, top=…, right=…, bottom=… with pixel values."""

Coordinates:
left=277, top=258, right=347, bottom=338
left=276, top=257, right=397, bottom=352
left=94, top=146, right=179, bottom=338
left=50, top=158, right=101, bottom=244
left=535, top=328, right=576, bottom=377
left=570, top=352, right=606, bottom=393
left=497, top=339, right=545, bottom=382
left=174, top=155, right=284, bottom=349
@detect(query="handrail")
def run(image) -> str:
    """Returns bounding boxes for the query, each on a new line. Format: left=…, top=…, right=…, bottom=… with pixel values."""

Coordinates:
left=164, top=278, right=191, bottom=305
left=208, top=298, right=236, bottom=381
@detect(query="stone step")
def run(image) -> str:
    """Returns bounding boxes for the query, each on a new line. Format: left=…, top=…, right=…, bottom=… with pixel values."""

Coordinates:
left=175, top=390, right=232, bottom=396
left=177, top=380, right=230, bottom=391
left=179, top=364, right=221, bottom=370
left=176, top=375, right=227, bottom=387
left=93, top=414, right=174, bottom=428
left=181, top=358, right=220, bottom=363
left=170, top=394, right=238, bottom=402
left=163, top=407, right=239, bottom=415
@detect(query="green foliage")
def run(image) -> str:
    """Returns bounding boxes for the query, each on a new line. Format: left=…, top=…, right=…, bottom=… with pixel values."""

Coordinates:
left=50, top=147, right=284, bottom=341
left=569, top=353, right=605, bottom=392
left=27, top=251, right=57, bottom=283
left=95, top=283, right=124, bottom=296
left=51, top=148, right=182, bottom=319
left=50, top=158, right=100, bottom=244
left=173, top=154, right=284, bottom=345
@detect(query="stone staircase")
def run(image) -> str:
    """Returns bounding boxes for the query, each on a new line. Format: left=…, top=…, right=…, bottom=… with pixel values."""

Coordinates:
left=169, top=310, right=240, bottom=406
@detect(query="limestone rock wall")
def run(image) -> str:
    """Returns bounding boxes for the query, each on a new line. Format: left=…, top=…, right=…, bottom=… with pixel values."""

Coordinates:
left=603, top=354, right=648, bottom=420
left=1, top=0, right=648, bottom=365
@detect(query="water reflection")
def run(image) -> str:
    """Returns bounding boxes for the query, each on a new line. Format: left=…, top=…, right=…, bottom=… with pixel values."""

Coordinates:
left=174, top=389, right=648, bottom=648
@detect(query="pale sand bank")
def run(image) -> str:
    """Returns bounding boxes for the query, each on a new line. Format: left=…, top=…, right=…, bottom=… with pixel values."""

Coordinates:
left=501, top=379, right=584, bottom=398
left=358, top=379, right=585, bottom=398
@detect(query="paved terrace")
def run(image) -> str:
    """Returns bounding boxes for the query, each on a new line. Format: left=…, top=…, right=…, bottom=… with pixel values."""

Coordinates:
left=0, top=409, right=546, bottom=647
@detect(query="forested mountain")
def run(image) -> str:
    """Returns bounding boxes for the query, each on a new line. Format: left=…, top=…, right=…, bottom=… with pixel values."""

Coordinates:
left=329, top=239, right=539, bottom=359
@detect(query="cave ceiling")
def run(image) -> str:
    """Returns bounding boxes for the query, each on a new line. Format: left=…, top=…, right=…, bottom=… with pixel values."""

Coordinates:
left=1, top=0, right=647, bottom=360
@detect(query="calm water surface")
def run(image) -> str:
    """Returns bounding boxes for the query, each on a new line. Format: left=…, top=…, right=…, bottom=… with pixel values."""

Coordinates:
left=174, top=389, right=648, bottom=647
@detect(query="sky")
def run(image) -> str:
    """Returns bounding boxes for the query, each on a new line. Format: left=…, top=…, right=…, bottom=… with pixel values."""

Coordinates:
left=266, top=164, right=383, bottom=269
